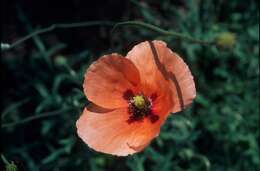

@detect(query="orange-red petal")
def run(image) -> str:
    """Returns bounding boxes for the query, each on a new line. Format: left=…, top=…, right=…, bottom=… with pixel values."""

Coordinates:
left=83, top=54, right=140, bottom=109
left=126, top=40, right=196, bottom=113
left=126, top=41, right=167, bottom=97
left=76, top=104, right=164, bottom=156
left=150, top=40, right=196, bottom=112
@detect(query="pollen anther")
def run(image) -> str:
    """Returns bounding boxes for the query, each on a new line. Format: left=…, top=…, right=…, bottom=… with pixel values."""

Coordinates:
left=132, top=95, right=146, bottom=109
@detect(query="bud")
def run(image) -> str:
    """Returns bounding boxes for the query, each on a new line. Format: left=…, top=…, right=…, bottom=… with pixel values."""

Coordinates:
left=215, top=32, right=236, bottom=49
left=180, top=149, right=194, bottom=160
left=54, top=55, right=68, bottom=66
left=1, top=43, right=11, bottom=51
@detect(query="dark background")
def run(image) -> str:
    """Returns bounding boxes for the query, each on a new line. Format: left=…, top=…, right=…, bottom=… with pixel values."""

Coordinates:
left=1, top=0, right=259, bottom=170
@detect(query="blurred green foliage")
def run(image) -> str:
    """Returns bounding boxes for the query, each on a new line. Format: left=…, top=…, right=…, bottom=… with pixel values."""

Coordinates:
left=2, top=0, right=259, bottom=170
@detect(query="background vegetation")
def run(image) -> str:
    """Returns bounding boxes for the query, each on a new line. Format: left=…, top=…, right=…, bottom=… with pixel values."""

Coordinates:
left=2, top=0, right=259, bottom=170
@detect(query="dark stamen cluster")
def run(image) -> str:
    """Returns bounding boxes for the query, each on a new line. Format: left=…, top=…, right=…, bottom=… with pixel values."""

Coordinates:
left=123, top=90, right=159, bottom=124
left=127, top=95, right=158, bottom=124
left=128, top=97, right=151, bottom=122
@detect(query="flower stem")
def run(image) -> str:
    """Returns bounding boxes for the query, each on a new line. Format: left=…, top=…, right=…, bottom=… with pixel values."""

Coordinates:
left=2, top=21, right=115, bottom=51
left=2, top=20, right=214, bottom=51
left=2, top=108, right=73, bottom=128
left=1, top=154, right=10, bottom=165
left=112, top=21, right=214, bottom=45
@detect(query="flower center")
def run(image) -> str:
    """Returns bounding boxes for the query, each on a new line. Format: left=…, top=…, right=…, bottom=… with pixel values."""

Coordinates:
left=132, top=95, right=146, bottom=109
left=123, top=90, right=159, bottom=124
left=127, top=94, right=153, bottom=123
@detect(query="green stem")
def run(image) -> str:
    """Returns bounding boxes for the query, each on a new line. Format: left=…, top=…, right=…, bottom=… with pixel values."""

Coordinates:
left=2, top=20, right=214, bottom=51
left=3, top=21, right=115, bottom=51
left=1, top=154, right=10, bottom=165
left=112, top=21, right=214, bottom=45
left=2, top=108, right=73, bottom=128
left=2, top=98, right=30, bottom=119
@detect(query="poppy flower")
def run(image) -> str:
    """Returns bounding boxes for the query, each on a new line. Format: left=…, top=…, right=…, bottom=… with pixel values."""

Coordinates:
left=76, top=40, right=196, bottom=156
